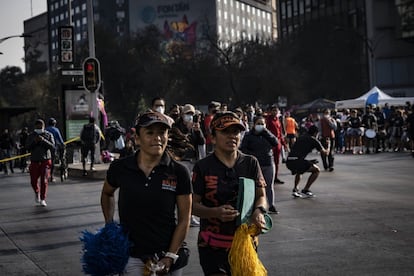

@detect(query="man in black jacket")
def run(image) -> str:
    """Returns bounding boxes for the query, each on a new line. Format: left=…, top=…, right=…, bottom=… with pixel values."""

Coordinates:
left=80, top=116, right=101, bottom=176
left=0, top=128, right=15, bottom=175
left=26, top=119, right=55, bottom=207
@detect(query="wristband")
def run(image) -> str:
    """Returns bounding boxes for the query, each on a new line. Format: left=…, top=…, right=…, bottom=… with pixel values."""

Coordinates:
left=164, top=252, right=179, bottom=264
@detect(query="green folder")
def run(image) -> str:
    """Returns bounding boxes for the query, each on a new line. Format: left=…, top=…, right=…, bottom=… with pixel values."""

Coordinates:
left=236, top=177, right=272, bottom=234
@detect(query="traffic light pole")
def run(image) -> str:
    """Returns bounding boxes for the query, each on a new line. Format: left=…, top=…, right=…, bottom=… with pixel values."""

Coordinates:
left=86, top=0, right=101, bottom=163
left=87, top=0, right=95, bottom=59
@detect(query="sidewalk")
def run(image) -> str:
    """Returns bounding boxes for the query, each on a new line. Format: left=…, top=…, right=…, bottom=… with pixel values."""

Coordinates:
left=62, top=162, right=109, bottom=180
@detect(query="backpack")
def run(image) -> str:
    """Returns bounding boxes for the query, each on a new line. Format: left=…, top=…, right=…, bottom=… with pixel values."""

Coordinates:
left=81, top=124, right=96, bottom=144
left=107, top=127, right=121, bottom=141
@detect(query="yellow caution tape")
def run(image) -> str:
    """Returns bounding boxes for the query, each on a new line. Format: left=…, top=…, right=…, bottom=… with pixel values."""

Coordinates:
left=0, top=153, right=31, bottom=163
left=64, top=136, right=80, bottom=145
left=0, top=136, right=83, bottom=163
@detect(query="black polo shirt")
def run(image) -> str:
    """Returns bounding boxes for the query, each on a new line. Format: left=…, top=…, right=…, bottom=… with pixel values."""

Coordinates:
left=192, top=151, right=265, bottom=238
left=106, top=151, right=192, bottom=257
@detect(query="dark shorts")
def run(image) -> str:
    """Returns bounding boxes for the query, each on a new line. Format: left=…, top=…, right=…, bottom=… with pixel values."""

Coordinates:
left=81, top=144, right=95, bottom=160
left=347, top=127, right=363, bottom=137
left=286, top=133, right=296, bottom=139
left=286, top=159, right=312, bottom=175
left=198, top=246, right=231, bottom=275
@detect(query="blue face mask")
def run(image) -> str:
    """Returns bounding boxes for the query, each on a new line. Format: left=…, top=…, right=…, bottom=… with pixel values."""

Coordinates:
left=254, top=125, right=264, bottom=133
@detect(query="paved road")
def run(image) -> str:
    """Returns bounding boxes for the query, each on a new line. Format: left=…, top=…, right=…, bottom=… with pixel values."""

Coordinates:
left=1, top=152, right=413, bottom=275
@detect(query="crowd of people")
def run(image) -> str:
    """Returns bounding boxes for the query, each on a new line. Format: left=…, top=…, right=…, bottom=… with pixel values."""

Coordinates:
left=1, top=97, right=414, bottom=275
left=298, top=102, right=414, bottom=157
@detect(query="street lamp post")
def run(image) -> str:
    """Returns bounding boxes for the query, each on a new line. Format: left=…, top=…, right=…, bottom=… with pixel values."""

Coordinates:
left=0, top=34, right=32, bottom=44
left=0, top=34, right=32, bottom=55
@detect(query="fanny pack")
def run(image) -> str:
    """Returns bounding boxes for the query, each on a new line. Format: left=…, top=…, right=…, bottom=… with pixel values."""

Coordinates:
left=200, top=231, right=233, bottom=249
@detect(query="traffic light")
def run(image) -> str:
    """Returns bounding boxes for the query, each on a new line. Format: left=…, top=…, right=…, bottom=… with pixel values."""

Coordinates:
left=83, top=57, right=101, bottom=92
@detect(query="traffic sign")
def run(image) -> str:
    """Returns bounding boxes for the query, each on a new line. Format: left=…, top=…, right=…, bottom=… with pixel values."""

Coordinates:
left=61, top=69, right=83, bottom=76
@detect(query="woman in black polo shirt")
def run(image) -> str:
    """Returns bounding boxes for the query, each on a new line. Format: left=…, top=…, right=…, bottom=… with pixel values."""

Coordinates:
left=101, top=111, right=192, bottom=275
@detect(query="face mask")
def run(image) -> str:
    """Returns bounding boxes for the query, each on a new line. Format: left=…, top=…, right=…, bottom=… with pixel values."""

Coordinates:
left=155, top=106, right=165, bottom=114
left=254, top=125, right=265, bottom=133
left=34, top=129, right=43, bottom=134
left=183, top=114, right=193, bottom=123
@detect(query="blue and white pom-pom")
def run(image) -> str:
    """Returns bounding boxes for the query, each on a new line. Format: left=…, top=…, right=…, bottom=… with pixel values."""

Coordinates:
left=80, top=222, right=130, bottom=275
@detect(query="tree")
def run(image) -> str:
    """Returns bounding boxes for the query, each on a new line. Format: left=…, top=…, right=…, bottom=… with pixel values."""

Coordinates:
left=0, top=66, right=24, bottom=106
left=24, top=46, right=48, bottom=76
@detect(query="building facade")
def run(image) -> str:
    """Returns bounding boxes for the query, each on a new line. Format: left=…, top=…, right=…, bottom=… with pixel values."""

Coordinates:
left=276, top=0, right=414, bottom=97
left=24, top=12, right=50, bottom=73
left=366, top=0, right=414, bottom=97
left=129, top=0, right=275, bottom=50
left=45, top=0, right=129, bottom=71
left=38, top=0, right=276, bottom=71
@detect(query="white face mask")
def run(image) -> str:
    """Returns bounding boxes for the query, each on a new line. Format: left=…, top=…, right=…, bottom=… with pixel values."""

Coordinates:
left=254, top=125, right=265, bottom=133
left=155, top=106, right=165, bottom=114
left=34, top=129, right=43, bottom=134
left=183, top=114, right=193, bottom=123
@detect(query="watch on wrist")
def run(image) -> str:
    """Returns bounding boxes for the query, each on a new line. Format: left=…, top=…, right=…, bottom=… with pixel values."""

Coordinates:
left=256, top=206, right=267, bottom=214
left=164, top=252, right=179, bottom=264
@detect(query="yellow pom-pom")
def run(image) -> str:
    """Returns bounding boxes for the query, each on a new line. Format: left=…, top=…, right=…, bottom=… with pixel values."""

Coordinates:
left=228, top=223, right=267, bottom=276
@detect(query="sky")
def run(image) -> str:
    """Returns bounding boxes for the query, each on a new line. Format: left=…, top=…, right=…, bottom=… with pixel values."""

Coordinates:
left=0, top=0, right=47, bottom=71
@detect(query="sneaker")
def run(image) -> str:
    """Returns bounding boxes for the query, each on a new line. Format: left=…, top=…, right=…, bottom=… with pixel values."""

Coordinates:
left=268, top=206, right=279, bottom=214
left=35, top=193, right=40, bottom=203
left=90, top=167, right=96, bottom=171
left=40, top=200, right=47, bottom=207
left=50, top=177, right=56, bottom=183
left=292, top=189, right=303, bottom=198
left=190, top=216, right=200, bottom=227
left=82, top=170, right=88, bottom=176
left=328, top=167, right=334, bottom=172
left=301, top=190, right=315, bottom=198
left=274, top=178, right=285, bottom=184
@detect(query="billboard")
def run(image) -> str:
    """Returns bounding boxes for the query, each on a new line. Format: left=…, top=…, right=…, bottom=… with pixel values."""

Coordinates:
left=129, top=0, right=216, bottom=59
left=64, top=89, right=94, bottom=139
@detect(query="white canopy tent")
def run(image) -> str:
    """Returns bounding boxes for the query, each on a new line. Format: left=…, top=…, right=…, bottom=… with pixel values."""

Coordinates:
left=335, top=86, right=414, bottom=109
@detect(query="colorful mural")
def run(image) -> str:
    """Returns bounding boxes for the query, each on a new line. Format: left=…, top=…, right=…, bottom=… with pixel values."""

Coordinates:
left=162, top=15, right=198, bottom=59
left=129, top=0, right=216, bottom=60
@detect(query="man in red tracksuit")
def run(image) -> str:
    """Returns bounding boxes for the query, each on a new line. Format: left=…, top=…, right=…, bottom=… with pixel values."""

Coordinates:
left=266, top=105, right=286, bottom=184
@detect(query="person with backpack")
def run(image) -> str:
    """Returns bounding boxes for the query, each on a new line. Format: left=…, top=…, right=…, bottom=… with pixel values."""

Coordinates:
left=104, top=120, right=125, bottom=152
left=80, top=116, right=101, bottom=176
left=26, top=119, right=55, bottom=206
